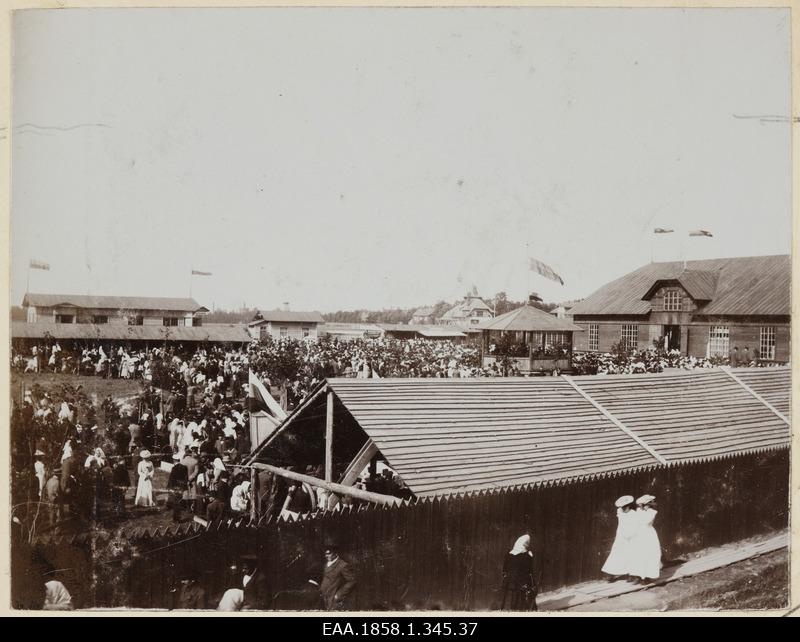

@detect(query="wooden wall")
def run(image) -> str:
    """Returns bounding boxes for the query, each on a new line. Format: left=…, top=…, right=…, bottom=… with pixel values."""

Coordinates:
left=26, top=449, right=786, bottom=610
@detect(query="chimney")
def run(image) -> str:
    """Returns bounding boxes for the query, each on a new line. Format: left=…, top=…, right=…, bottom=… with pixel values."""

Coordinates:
left=282, top=301, right=290, bottom=312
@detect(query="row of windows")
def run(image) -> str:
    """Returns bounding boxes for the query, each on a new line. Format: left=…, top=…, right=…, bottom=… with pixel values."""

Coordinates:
left=55, top=315, right=197, bottom=326
left=708, top=325, right=776, bottom=360
left=585, top=323, right=779, bottom=360
left=278, top=327, right=312, bottom=338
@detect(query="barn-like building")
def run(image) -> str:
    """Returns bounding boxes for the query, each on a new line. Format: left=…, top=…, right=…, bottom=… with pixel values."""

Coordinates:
left=569, top=255, right=790, bottom=361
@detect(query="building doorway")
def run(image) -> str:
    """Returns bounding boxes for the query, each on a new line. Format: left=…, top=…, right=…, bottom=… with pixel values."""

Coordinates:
left=663, top=325, right=681, bottom=352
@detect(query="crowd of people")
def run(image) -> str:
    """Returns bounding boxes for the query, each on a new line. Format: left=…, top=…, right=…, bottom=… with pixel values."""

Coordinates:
left=11, top=350, right=259, bottom=532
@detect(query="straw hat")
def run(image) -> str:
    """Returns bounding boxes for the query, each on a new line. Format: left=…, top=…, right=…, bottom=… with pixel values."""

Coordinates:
left=636, top=494, right=656, bottom=506
left=139, top=449, right=152, bottom=459
left=614, top=495, right=634, bottom=508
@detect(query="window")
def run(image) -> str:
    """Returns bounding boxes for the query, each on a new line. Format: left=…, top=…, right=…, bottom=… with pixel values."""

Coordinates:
left=279, top=327, right=288, bottom=338
left=545, top=332, right=569, bottom=349
left=193, top=316, right=202, bottom=327
left=759, top=327, right=776, bottom=361
left=55, top=314, right=74, bottom=324
left=621, top=325, right=639, bottom=350
left=302, top=327, right=310, bottom=338
left=708, top=326, right=729, bottom=357
left=589, top=324, right=599, bottom=351
left=163, top=317, right=179, bottom=327
left=663, top=289, right=682, bottom=311
left=92, top=315, right=108, bottom=324
left=128, top=315, right=143, bottom=326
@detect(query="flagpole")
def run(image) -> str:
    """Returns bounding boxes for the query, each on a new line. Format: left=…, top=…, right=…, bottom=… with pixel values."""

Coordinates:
left=26, top=263, right=30, bottom=294
left=189, top=267, right=193, bottom=298
left=525, top=242, right=530, bottom=301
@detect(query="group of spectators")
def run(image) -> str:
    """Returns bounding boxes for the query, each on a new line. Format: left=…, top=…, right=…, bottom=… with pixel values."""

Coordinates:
left=11, top=365, right=257, bottom=530
left=570, top=345, right=782, bottom=376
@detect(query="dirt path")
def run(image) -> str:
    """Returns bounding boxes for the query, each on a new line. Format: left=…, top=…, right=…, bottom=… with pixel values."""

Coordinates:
left=566, top=548, right=788, bottom=612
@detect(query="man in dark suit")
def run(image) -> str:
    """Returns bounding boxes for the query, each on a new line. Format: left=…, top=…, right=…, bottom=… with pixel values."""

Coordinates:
left=318, top=545, right=356, bottom=611
left=166, top=454, right=189, bottom=522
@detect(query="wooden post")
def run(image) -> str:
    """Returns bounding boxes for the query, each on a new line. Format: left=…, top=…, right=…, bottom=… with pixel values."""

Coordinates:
left=250, top=466, right=258, bottom=522
left=251, top=462, right=401, bottom=506
left=325, top=388, right=334, bottom=483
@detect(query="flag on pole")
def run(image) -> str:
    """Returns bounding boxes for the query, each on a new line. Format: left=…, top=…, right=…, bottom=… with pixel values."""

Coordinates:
left=29, top=260, right=50, bottom=271
left=688, top=230, right=713, bottom=237
left=528, top=258, right=564, bottom=285
left=191, top=270, right=212, bottom=276
left=654, top=228, right=674, bottom=234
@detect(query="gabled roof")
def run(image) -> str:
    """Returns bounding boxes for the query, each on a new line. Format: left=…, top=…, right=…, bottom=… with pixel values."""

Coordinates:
left=21, top=293, right=206, bottom=313
left=570, top=255, right=790, bottom=317
left=11, top=322, right=251, bottom=343
left=480, top=305, right=583, bottom=332
left=641, top=269, right=719, bottom=302
left=250, top=367, right=789, bottom=498
left=249, top=310, right=324, bottom=324
left=441, top=296, right=493, bottom=319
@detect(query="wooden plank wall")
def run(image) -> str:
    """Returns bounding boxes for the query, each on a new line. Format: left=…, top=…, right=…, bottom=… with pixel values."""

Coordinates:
left=26, top=450, right=788, bottom=610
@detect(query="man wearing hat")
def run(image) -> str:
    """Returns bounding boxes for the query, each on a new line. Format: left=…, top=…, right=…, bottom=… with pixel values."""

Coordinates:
left=166, top=454, right=189, bottom=522
left=317, top=543, right=357, bottom=611
left=172, top=567, right=207, bottom=610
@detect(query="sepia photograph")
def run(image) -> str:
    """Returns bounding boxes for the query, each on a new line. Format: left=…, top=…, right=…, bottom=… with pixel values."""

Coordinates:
left=5, top=5, right=794, bottom=614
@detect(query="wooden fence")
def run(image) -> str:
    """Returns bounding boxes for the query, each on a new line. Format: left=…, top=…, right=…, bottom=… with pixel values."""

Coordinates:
left=20, top=448, right=789, bottom=610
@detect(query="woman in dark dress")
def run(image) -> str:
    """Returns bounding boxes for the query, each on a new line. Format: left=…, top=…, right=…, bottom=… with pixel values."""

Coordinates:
left=500, top=534, right=537, bottom=611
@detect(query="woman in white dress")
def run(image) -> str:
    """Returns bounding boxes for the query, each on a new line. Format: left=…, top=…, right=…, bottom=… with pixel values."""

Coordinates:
left=601, top=495, right=636, bottom=579
left=629, top=494, right=662, bottom=581
left=135, top=450, right=155, bottom=508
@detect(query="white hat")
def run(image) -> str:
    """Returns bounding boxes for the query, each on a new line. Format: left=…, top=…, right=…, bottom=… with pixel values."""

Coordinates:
left=34, top=449, right=45, bottom=457
left=636, top=494, right=656, bottom=506
left=172, top=453, right=181, bottom=461
left=139, top=449, right=152, bottom=459
left=614, top=495, right=634, bottom=508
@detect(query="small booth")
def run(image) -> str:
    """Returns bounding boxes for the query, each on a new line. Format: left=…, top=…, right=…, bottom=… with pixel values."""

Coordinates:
left=480, top=305, right=583, bottom=374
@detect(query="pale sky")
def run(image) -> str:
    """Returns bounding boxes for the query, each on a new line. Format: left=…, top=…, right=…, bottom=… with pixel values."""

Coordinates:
left=11, top=8, right=792, bottom=312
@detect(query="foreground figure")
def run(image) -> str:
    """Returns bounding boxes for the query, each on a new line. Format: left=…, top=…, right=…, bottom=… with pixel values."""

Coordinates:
left=630, top=494, right=662, bottom=581
left=500, top=534, right=538, bottom=611
left=602, top=495, right=637, bottom=579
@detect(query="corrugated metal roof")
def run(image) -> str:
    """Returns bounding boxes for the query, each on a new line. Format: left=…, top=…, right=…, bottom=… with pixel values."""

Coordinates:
left=250, top=310, right=324, bottom=323
left=22, top=293, right=205, bottom=312
left=730, top=368, right=791, bottom=417
left=480, top=305, right=584, bottom=332
left=570, top=255, right=790, bottom=317
left=11, top=322, right=252, bottom=343
left=327, top=378, right=661, bottom=496
left=571, top=369, right=789, bottom=463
